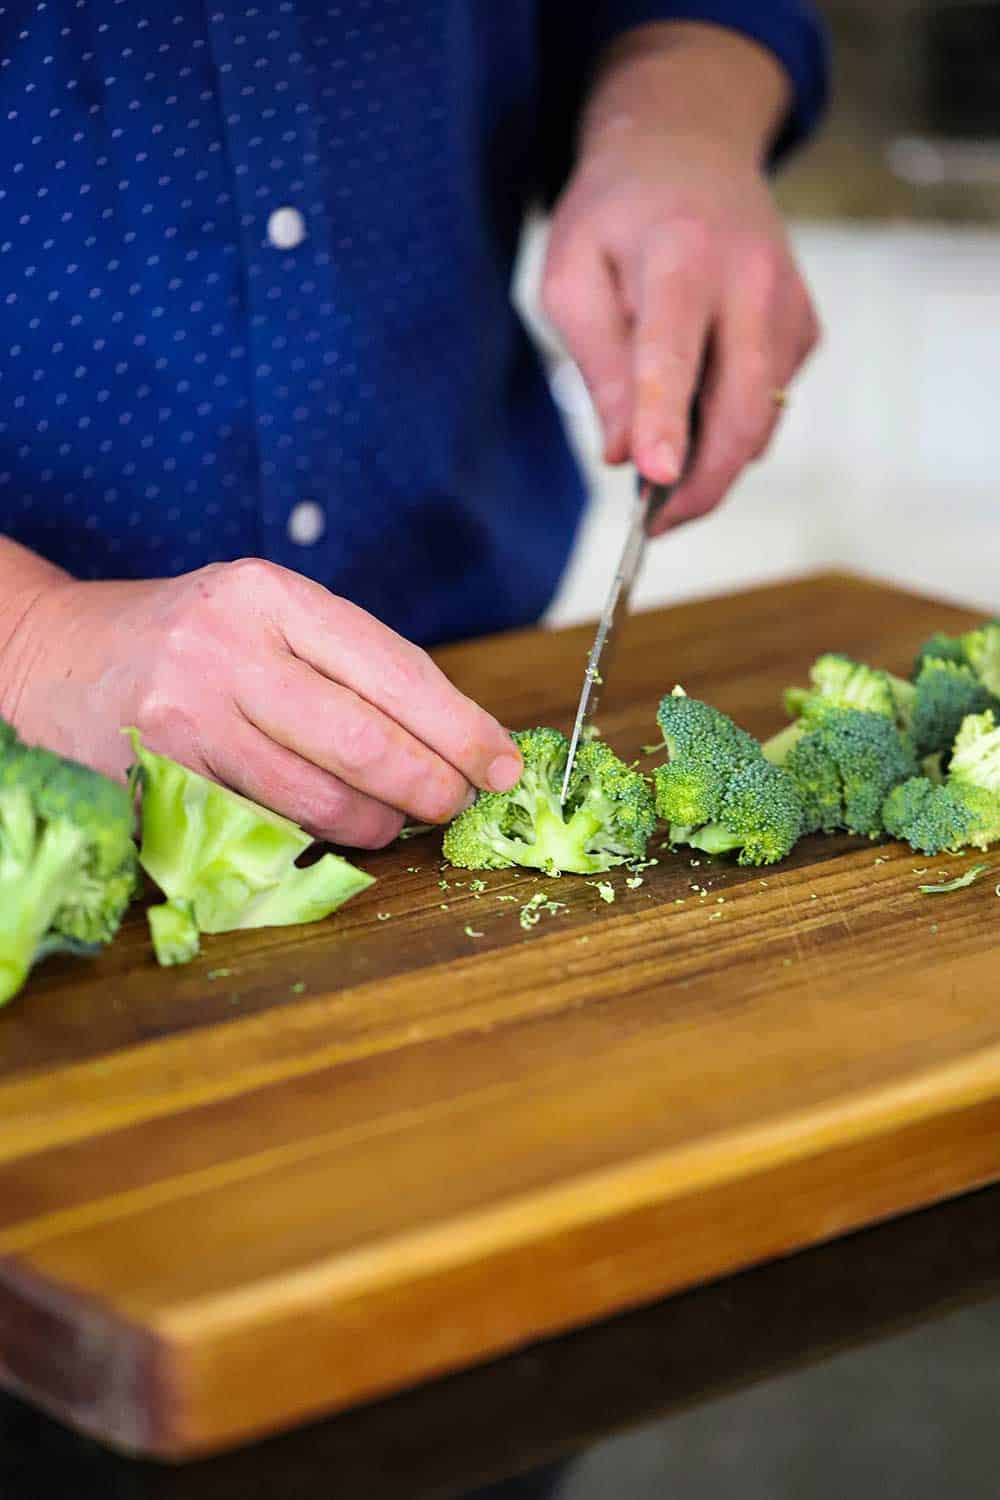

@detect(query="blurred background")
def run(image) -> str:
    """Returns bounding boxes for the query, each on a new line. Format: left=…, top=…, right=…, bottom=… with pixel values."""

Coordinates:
left=515, top=0, right=1000, bottom=628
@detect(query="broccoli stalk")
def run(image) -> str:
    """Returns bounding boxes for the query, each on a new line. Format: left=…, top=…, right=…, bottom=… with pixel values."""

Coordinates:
left=127, top=729, right=374, bottom=965
left=0, top=722, right=139, bottom=1006
left=653, top=689, right=805, bottom=866
left=442, top=727, right=655, bottom=875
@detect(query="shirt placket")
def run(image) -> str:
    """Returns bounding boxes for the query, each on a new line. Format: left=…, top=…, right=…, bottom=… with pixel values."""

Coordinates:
left=204, top=1, right=337, bottom=568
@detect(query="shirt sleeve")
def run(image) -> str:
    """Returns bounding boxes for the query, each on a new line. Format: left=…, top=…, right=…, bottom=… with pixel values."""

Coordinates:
left=535, top=0, right=831, bottom=203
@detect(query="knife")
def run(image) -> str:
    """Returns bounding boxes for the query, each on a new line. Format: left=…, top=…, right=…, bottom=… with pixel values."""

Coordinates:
left=559, top=473, right=675, bottom=804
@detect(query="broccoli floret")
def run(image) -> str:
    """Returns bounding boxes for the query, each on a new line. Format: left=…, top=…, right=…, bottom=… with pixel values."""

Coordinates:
left=907, top=658, right=996, bottom=761
left=442, top=727, right=655, bottom=875
left=664, top=757, right=805, bottom=866
left=783, top=652, right=915, bottom=729
left=764, top=701, right=917, bottom=838
left=653, top=686, right=762, bottom=827
left=652, top=690, right=805, bottom=866
left=0, top=719, right=138, bottom=1006
left=126, top=729, right=374, bottom=965
left=913, top=619, right=1000, bottom=695
left=883, top=707, right=1000, bottom=854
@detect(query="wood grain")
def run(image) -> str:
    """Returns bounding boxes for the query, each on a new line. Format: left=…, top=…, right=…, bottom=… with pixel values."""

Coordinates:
left=1, top=570, right=997, bottom=1461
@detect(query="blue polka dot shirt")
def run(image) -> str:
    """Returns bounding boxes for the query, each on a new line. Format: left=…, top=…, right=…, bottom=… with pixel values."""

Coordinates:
left=0, top=1, right=828, bottom=647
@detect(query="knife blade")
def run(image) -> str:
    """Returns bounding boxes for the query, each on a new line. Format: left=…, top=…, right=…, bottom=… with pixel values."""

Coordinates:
left=559, top=475, right=674, bottom=804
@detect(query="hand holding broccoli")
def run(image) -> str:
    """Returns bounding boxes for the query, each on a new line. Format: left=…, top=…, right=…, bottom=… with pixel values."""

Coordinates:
left=0, top=559, right=522, bottom=849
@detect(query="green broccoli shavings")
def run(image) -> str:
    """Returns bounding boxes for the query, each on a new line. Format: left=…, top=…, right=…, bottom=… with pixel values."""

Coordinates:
left=0, top=718, right=139, bottom=1005
left=653, top=690, right=805, bottom=866
left=918, top=865, right=989, bottom=894
left=883, top=709, right=1000, bottom=855
left=764, top=700, right=917, bottom=838
left=126, top=728, right=373, bottom=965
left=442, top=727, right=655, bottom=876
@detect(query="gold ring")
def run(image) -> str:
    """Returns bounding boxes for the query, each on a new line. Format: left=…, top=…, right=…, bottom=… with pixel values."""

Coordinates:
left=771, top=387, right=789, bottom=408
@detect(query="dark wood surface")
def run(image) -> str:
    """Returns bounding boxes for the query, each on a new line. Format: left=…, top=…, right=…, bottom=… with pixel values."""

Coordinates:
left=2, top=571, right=997, bottom=1462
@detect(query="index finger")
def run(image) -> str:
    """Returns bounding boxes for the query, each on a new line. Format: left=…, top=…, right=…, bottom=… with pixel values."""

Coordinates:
left=279, top=581, right=523, bottom=794
left=628, top=222, right=714, bottom=484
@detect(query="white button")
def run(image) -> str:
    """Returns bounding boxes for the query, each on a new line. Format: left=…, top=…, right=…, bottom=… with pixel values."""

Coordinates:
left=288, top=500, right=325, bottom=546
left=267, top=206, right=307, bottom=251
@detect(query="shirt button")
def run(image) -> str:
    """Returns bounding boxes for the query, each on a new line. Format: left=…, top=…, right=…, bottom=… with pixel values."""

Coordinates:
left=288, top=500, right=325, bottom=545
left=267, top=206, right=307, bottom=251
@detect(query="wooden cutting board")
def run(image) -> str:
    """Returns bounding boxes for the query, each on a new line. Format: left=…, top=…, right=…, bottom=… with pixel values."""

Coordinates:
left=3, top=571, right=1000, bottom=1462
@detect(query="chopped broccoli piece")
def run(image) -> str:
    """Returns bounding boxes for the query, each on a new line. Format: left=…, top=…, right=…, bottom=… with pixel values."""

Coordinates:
left=148, top=899, right=200, bottom=967
left=907, top=658, right=996, bottom=760
left=0, top=718, right=138, bottom=1005
left=783, top=652, right=913, bottom=726
left=126, top=728, right=373, bottom=964
left=442, top=727, right=655, bottom=876
left=654, top=686, right=762, bottom=828
left=764, top=701, right=917, bottom=837
left=653, top=691, right=805, bottom=866
left=913, top=619, right=1000, bottom=696
left=883, top=709, right=1000, bottom=854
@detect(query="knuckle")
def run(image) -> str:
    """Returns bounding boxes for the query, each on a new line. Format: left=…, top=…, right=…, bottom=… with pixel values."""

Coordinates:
left=222, top=555, right=281, bottom=599
left=334, top=713, right=389, bottom=775
left=738, top=239, right=783, bottom=308
left=540, top=264, right=576, bottom=326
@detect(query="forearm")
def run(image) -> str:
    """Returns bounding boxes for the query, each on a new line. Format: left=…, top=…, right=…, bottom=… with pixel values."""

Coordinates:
left=579, top=21, right=792, bottom=168
left=0, top=537, right=72, bottom=723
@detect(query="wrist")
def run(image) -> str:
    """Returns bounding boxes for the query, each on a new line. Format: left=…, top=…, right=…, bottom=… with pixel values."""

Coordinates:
left=0, top=567, right=74, bottom=732
left=579, top=21, right=792, bottom=172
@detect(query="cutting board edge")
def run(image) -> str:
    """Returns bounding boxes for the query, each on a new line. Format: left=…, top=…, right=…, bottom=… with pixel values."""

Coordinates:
left=7, top=1084, right=1000, bottom=1462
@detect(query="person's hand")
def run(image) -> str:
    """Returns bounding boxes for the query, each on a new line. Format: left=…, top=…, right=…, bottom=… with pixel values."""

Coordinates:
left=1, top=559, right=523, bottom=847
left=540, top=23, right=821, bottom=534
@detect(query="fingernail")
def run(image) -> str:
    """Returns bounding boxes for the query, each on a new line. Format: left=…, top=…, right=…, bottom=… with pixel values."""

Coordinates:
left=487, top=753, right=522, bottom=793
left=650, top=440, right=681, bottom=482
left=460, top=785, right=478, bottom=812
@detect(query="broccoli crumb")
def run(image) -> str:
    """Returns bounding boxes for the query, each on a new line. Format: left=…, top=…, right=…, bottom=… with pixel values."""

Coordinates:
left=588, top=881, right=615, bottom=903
left=464, top=925, right=484, bottom=938
left=376, top=912, right=392, bottom=921
left=625, top=876, right=644, bottom=890
left=469, top=879, right=487, bottom=896
left=406, top=866, right=421, bottom=874
left=207, top=968, right=233, bottom=980
left=290, top=981, right=305, bottom=995
left=577, top=935, right=590, bottom=944
left=708, top=911, right=723, bottom=921
left=518, top=891, right=568, bottom=930
left=399, top=823, right=436, bottom=840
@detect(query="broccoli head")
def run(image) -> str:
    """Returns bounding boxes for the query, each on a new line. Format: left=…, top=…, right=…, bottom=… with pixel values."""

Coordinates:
left=442, top=727, right=655, bottom=875
left=127, top=729, right=374, bottom=965
left=651, top=689, right=805, bottom=866
left=653, top=687, right=762, bottom=827
left=764, top=701, right=917, bottom=837
left=783, top=652, right=913, bottom=726
left=0, top=719, right=138, bottom=1006
left=914, top=619, right=1000, bottom=696
left=907, top=657, right=996, bottom=761
left=883, top=707, right=1000, bottom=854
